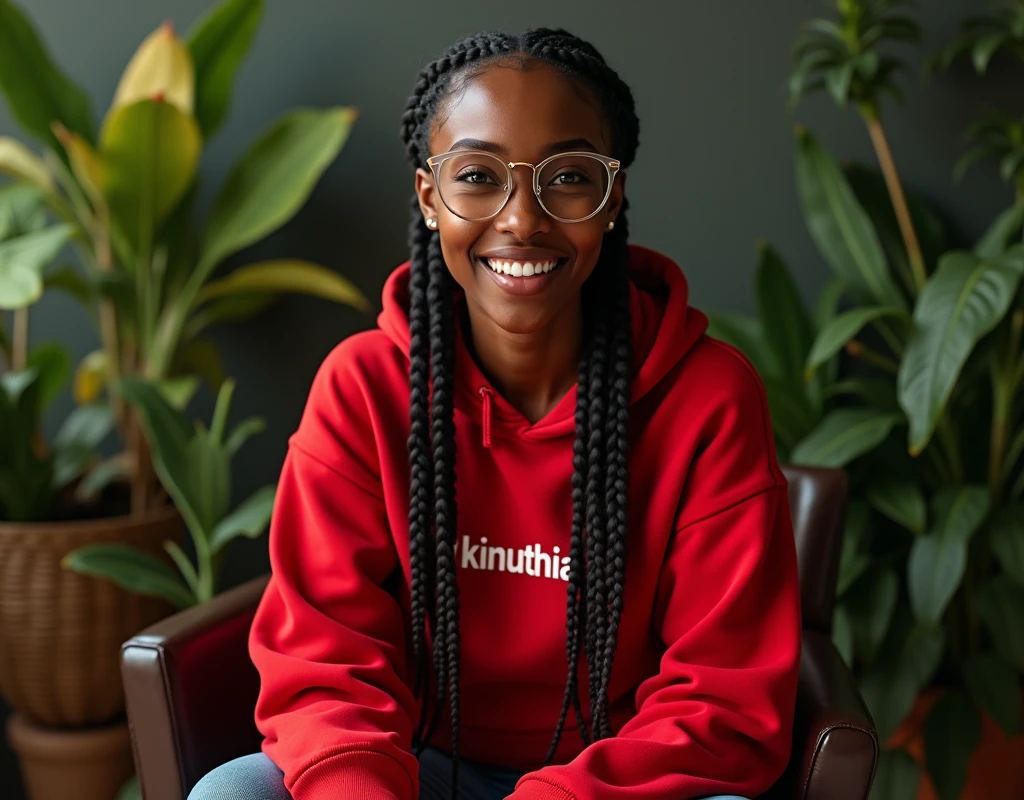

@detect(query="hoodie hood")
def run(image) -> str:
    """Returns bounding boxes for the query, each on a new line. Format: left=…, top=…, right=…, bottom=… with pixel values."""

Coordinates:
left=376, top=244, right=708, bottom=444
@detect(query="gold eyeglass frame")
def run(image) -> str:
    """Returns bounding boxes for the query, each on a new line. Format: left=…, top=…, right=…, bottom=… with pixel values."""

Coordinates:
left=425, top=150, right=622, bottom=224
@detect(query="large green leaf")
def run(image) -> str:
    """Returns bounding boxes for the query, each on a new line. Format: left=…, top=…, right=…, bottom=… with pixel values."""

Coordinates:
left=869, top=750, right=920, bottom=800
left=210, top=485, right=275, bottom=554
left=898, top=248, right=1024, bottom=454
left=0, top=0, right=94, bottom=152
left=197, top=259, right=370, bottom=311
left=833, top=605, right=854, bottom=666
left=0, top=137, right=54, bottom=192
left=866, top=480, right=925, bottom=534
left=908, top=487, right=989, bottom=626
left=0, top=223, right=75, bottom=309
left=790, top=408, right=902, bottom=468
left=100, top=98, right=201, bottom=255
left=184, top=427, right=231, bottom=536
left=795, top=128, right=904, bottom=309
left=196, top=107, right=357, bottom=279
left=705, top=312, right=779, bottom=379
left=186, top=0, right=265, bottom=139
left=975, top=203, right=1024, bottom=258
left=923, top=690, right=981, bottom=800
left=25, top=341, right=70, bottom=412
left=963, top=652, right=1021, bottom=737
left=761, top=375, right=817, bottom=454
left=805, top=305, right=908, bottom=379
left=860, top=619, right=945, bottom=741
left=812, top=275, right=846, bottom=332
left=844, top=566, right=898, bottom=663
left=990, top=504, right=1024, bottom=585
left=975, top=576, right=1024, bottom=669
left=117, top=376, right=204, bottom=538
left=62, top=543, right=194, bottom=609
left=755, top=243, right=813, bottom=384
left=51, top=403, right=115, bottom=488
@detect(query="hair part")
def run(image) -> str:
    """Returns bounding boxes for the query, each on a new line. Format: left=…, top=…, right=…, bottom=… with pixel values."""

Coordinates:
left=400, top=28, right=638, bottom=799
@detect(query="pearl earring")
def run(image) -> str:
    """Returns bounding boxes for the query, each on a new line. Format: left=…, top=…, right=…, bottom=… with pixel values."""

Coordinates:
left=426, top=218, right=437, bottom=229
left=606, top=220, right=615, bottom=231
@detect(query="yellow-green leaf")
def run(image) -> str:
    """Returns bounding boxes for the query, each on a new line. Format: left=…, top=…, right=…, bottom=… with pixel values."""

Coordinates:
left=111, top=21, right=194, bottom=114
left=100, top=98, right=201, bottom=254
left=0, top=136, right=53, bottom=192
left=73, top=349, right=108, bottom=404
left=197, top=259, right=370, bottom=310
left=52, top=122, right=106, bottom=207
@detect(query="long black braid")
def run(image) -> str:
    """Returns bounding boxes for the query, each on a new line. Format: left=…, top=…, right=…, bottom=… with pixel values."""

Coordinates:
left=401, top=28, right=639, bottom=798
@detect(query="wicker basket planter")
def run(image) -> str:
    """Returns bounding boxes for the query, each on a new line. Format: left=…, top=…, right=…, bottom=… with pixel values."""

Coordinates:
left=0, top=502, right=181, bottom=727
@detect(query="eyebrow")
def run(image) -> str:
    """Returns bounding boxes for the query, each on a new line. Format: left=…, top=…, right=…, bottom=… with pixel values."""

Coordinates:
left=448, top=137, right=600, bottom=156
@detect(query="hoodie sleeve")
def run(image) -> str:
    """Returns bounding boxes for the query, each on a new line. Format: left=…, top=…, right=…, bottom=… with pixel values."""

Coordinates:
left=509, top=339, right=802, bottom=800
left=248, top=341, right=420, bottom=800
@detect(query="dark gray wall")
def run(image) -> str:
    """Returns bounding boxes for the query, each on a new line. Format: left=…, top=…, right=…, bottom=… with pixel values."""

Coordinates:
left=1, top=1, right=1014, bottom=796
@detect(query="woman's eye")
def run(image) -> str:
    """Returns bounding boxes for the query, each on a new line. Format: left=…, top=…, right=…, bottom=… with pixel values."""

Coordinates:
left=455, top=170, right=497, bottom=185
left=550, top=171, right=590, bottom=186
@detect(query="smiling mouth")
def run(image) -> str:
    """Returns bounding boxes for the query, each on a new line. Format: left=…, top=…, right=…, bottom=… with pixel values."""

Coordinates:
left=479, top=257, right=568, bottom=277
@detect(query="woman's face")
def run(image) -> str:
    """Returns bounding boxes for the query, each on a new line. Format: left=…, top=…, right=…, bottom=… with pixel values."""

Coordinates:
left=414, top=60, right=625, bottom=336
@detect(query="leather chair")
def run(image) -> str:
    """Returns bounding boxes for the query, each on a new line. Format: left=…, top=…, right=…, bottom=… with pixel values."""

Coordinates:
left=121, top=465, right=878, bottom=800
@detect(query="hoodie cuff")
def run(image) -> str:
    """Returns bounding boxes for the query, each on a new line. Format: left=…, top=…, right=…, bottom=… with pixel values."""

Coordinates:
left=290, top=750, right=415, bottom=800
left=509, top=778, right=578, bottom=800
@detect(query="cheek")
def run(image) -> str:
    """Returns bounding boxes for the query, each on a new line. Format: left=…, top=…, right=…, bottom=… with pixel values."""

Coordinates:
left=437, top=221, right=486, bottom=272
left=565, top=222, right=608, bottom=274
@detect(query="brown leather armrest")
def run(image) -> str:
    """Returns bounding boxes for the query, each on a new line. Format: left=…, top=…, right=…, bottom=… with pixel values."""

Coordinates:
left=121, top=574, right=270, bottom=800
left=786, top=630, right=879, bottom=800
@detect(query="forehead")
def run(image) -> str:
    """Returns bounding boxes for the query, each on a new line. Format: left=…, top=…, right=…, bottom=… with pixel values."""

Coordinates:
left=430, top=60, right=611, bottom=157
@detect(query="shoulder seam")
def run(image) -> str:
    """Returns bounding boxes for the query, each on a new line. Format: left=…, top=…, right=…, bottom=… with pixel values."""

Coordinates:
left=675, top=480, right=787, bottom=533
left=289, top=439, right=385, bottom=501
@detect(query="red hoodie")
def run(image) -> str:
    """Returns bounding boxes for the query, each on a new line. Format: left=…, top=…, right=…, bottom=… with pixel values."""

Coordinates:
left=249, top=244, right=801, bottom=800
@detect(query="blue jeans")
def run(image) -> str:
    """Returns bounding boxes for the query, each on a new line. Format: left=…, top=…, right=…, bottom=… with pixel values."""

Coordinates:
left=187, top=748, right=750, bottom=799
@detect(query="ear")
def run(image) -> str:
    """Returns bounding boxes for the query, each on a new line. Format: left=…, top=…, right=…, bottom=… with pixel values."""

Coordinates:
left=415, top=167, right=441, bottom=225
left=605, top=170, right=627, bottom=226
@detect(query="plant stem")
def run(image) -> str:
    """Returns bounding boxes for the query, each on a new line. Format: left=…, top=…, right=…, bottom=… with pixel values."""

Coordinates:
left=845, top=339, right=900, bottom=374
left=862, top=113, right=928, bottom=293
left=12, top=309, right=28, bottom=371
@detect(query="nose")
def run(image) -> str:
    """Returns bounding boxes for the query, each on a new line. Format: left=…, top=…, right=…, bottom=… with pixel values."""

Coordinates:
left=493, top=166, right=552, bottom=238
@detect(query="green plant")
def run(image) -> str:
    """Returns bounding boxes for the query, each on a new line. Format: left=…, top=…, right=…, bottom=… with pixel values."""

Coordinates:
left=64, top=375, right=274, bottom=607
left=0, top=349, right=115, bottom=522
left=710, top=2, right=1024, bottom=798
left=0, top=0, right=369, bottom=518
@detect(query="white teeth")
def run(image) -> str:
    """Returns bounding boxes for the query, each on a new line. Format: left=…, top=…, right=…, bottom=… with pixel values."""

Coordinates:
left=485, top=258, right=558, bottom=276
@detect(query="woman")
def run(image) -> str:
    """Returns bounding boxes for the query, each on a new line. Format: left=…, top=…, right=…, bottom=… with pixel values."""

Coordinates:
left=189, top=27, right=801, bottom=800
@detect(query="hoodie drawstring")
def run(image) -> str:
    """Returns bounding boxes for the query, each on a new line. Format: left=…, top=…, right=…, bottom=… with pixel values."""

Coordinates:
left=478, top=386, right=493, bottom=449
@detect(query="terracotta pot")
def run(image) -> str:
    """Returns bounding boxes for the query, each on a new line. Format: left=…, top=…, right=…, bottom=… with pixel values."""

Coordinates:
left=0, top=502, right=181, bottom=726
left=887, top=688, right=1024, bottom=800
left=6, top=711, right=134, bottom=800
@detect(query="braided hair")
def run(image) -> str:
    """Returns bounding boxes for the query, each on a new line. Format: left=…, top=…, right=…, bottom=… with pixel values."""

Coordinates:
left=400, top=28, right=639, bottom=798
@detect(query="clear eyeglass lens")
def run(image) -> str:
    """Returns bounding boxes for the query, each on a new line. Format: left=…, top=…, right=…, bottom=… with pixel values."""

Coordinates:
left=437, top=153, right=609, bottom=221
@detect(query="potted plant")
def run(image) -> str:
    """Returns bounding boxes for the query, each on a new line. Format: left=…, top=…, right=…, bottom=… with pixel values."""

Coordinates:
left=709, top=2, right=1024, bottom=799
left=0, top=0, right=368, bottom=797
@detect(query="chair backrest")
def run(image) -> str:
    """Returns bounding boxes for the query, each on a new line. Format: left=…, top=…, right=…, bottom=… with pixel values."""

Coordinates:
left=780, top=465, right=848, bottom=634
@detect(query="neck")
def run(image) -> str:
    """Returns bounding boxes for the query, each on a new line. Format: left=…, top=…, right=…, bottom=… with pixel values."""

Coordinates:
left=461, top=297, right=583, bottom=425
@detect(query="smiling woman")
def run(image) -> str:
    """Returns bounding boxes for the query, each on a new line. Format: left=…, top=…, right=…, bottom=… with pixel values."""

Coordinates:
left=189, top=27, right=801, bottom=800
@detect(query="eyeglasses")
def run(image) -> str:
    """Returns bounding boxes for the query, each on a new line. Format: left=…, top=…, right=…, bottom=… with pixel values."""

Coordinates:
left=425, top=150, right=621, bottom=224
